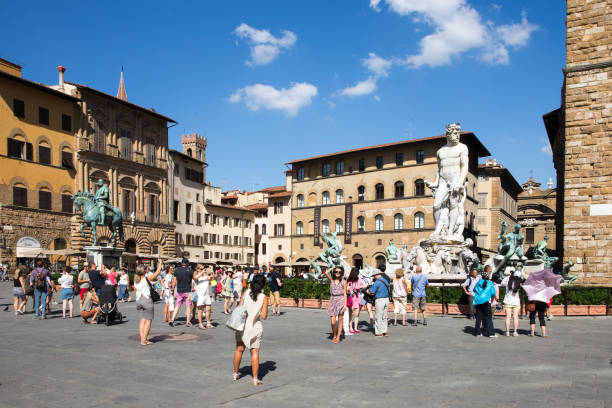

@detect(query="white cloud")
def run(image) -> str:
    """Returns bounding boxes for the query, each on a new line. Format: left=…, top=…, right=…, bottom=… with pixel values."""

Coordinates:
left=363, top=52, right=393, bottom=77
left=229, top=82, right=318, bottom=116
left=340, top=77, right=378, bottom=97
left=234, top=23, right=297, bottom=66
left=541, top=143, right=552, bottom=156
left=371, top=0, right=537, bottom=67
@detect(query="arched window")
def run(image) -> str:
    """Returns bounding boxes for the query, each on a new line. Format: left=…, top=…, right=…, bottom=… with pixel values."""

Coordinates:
left=38, top=140, right=51, bottom=165
left=39, top=187, right=52, bottom=210
left=262, top=224, right=267, bottom=235
left=375, top=183, right=384, bottom=200
left=394, top=213, right=404, bottom=230
left=297, top=194, right=304, bottom=208
left=394, top=181, right=404, bottom=198
left=322, top=191, right=330, bottom=205
left=296, top=221, right=303, bottom=235
left=53, top=238, right=67, bottom=250
left=7, top=135, right=32, bottom=160
left=61, top=191, right=73, bottom=213
left=186, top=148, right=192, bottom=157
left=415, top=179, right=425, bottom=196
left=336, top=189, right=344, bottom=204
left=414, top=211, right=425, bottom=229
left=375, top=215, right=384, bottom=231
left=322, top=219, right=330, bottom=233
left=358, top=186, right=365, bottom=202
left=357, top=216, right=365, bottom=232
left=335, top=218, right=343, bottom=233
left=255, top=224, right=259, bottom=235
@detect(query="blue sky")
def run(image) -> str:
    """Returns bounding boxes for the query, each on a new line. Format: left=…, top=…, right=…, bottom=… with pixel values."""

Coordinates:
left=1, top=0, right=565, bottom=191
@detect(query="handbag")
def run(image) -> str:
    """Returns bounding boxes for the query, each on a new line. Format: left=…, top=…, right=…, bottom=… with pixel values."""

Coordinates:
left=526, top=301, right=536, bottom=313
left=226, top=304, right=247, bottom=331
left=146, top=277, right=161, bottom=303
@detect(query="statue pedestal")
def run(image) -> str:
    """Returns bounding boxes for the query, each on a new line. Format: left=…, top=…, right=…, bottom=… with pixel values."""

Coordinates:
left=85, top=246, right=124, bottom=269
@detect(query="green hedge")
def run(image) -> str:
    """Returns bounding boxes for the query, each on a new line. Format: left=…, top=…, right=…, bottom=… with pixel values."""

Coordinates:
left=272, top=279, right=610, bottom=306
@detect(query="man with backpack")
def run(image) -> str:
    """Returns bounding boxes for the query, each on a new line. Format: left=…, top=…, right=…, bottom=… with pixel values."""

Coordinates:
left=411, top=266, right=429, bottom=326
left=268, top=266, right=283, bottom=316
left=29, top=260, right=52, bottom=320
left=462, top=268, right=481, bottom=320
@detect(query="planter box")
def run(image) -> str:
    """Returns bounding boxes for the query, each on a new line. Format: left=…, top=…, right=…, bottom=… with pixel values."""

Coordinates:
left=549, top=305, right=564, bottom=316
left=302, top=299, right=321, bottom=309
left=588, top=305, right=606, bottom=315
left=566, top=305, right=588, bottom=316
left=280, top=298, right=298, bottom=307
left=320, top=300, right=329, bottom=309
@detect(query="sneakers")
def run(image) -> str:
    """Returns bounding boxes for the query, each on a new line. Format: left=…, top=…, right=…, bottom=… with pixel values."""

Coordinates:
left=422, top=319, right=428, bottom=326
left=345, top=331, right=354, bottom=336
left=489, top=335, right=498, bottom=338
left=513, top=331, right=519, bottom=337
left=505, top=331, right=510, bottom=337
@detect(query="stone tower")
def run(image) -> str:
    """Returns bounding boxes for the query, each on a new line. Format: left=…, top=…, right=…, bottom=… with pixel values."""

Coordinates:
left=181, top=133, right=207, bottom=178
left=547, top=0, right=612, bottom=285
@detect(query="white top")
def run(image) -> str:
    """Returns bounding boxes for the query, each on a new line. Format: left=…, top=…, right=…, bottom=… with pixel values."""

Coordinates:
left=118, top=274, right=129, bottom=285
left=232, top=275, right=242, bottom=291
left=163, top=274, right=174, bottom=294
left=501, top=276, right=521, bottom=306
left=134, top=277, right=150, bottom=300
left=58, top=274, right=73, bottom=289
left=392, top=277, right=407, bottom=297
left=196, top=276, right=210, bottom=296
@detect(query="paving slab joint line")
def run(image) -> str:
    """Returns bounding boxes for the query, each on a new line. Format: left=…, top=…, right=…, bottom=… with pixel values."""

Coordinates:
left=217, top=381, right=291, bottom=405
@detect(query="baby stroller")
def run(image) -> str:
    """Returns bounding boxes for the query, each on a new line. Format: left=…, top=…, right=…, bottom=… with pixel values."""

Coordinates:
left=96, top=284, right=123, bottom=326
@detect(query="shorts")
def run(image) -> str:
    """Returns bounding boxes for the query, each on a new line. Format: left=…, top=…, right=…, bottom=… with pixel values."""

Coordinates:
left=269, top=291, right=280, bottom=305
left=175, top=292, right=191, bottom=307
left=191, top=292, right=198, bottom=304
left=393, top=296, right=407, bottom=314
left=136, top=297, right=154, bottom=320
left=13, top=287, right=25, bottom=297
left=80, top=288, right=90, bottom=300
left=412, top=296, right=426, bottom=311
left=197, top=293, right=212, bottom=306
left=61, top=288, right=74, bottom=300
left=504, top=304, right=520, bottom=310
left=163, top=292, right=174, bottom=304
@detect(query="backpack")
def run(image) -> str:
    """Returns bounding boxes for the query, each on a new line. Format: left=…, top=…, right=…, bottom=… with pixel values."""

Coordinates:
left=33, top=269, right=47, bottom=290
left=23, top=276, right=34, bottom=296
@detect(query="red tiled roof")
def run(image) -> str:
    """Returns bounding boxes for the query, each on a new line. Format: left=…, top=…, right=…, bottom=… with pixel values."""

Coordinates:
left=286, top=132, right=490, bottom=164
left=258, top=185, right=286, bottom=193
left=246, top=203, right=268, bottom=210
left=269, top=191, right=292, bottom=198
left=204, top=202, right=255, bottom=213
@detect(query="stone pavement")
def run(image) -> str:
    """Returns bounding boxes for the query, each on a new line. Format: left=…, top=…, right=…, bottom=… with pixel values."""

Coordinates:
left=0, top=282, right=610, bottom=408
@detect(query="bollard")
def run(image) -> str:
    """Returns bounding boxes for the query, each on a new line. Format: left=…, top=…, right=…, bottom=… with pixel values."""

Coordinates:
left=564, top=289, right=569, bottom=316
left=606, top=288, right=610, bottom=316
left=441, top=284, right=446, bottom=315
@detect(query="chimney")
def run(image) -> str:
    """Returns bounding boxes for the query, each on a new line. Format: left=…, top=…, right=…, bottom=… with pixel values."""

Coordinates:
left=547, top=178, right=553, bottom=189
left=57, top=65, right=66, bottom=89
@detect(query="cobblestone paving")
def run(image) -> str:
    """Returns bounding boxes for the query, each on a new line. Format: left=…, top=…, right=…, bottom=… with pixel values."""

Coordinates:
left=0, top=283, right=610, bottom=408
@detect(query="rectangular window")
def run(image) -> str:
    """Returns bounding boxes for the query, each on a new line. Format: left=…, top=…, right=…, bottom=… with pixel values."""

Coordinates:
left=376, top=156, right=383, bottom=169
left=196, top=212, right=201, bottom=226
left=359, top=159, right=365, bottom=172
left=39, top=190, right=52, bottom=210
left=205, top=214, right=210, bottom=224
left=38, top=145, right=51, bottom=165
left=478, top=193, right=488, bottom=209
left=297, top=167, right=305, bottom=181
left=275, top=224, right=285, bottom=236
left=39, top=107, right=49, bottom=125
left=477, top=216, right=486, bottom=226
left=224, top=216, right=229, bottom=226
left=336, top=161, right=344, bottom=175
left=477, top=235, right=488, bottom=248
left=395, top=152, right=403, bottom=166
left=173, top=200, right=180, bottom=222
left=61, top=194, right=73, bottom=213
left=185, top=203, right=192, bottom=224
left=416, top=150, right=425, bottom=164
left=525, top=228, right=535, bottom=244
left=274, top=202, right=283, bottom=214
left=13, top=186, right=27, bottom=207
left=262, top=243, right=266, bottom=255
left=13, top=99, right=24, bottom=118
left=120, top=134, right=132, bottom=160
left=61, top=151, right=74, bottom=169
left=145, top=143, right=156, bottom=166
left=7, top=138, right=24, bottom=159
left=322, top=163, right=331, bottom=177
left=61, top=114, right=71, bottom=132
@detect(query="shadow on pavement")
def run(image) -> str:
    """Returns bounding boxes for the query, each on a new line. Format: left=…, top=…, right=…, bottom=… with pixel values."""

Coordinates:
left=239, top=360, right=277, bottom=379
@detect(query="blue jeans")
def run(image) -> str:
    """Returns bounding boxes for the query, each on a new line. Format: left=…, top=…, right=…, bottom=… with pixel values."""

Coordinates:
left=117, top=284, right=128, bottom=300
left=34, top=288, right=48, bottom=317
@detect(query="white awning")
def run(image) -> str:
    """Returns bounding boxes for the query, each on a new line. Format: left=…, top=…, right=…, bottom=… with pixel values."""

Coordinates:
left=16, top=247, right=45, bottom=258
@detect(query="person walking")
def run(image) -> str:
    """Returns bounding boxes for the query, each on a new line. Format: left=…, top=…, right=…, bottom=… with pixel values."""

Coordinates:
left=58, top=267, right=75, bottom=319
left=117, top=268, right=130, bottom=302
left=77, top=266, right=91, bottom=306
left=345, top=268, right=364, bottom=334
left=168, top=258, right=193, bottom=327
left=222, top=270, right=234, bottom=314
left=195, top=266, right=214, bottom=329
left=233, top=274, right=269, bottom=385
left=473, top=270, right=498, bottom=338
left=13, top=268, right=26, bottom=315
left=367, top=270, right=390, bottom=337
left=410, top=266, right=429, bottom=326
left=268, top=266, right=282, bottom=316
left=325, top=267, right=347, bottom=344
left=30, top=260, right=52, bottom=320
left=462, top=268, right=480, bottom=319
left=80, top=288, right=100, bottom=324
left=134, top=263, right=163, bottom=345
left=162, top=265, right=176, bottom=322
left=502, top=273, right=522, bottom=337
left=392, top=268, right=409, bottom=326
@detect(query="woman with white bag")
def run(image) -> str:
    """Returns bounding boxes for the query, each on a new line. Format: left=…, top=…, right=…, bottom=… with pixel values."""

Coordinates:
left=231, top=274, right=268, bottom=385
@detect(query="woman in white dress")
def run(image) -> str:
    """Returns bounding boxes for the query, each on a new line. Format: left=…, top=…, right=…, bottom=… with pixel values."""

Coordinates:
left=195, top=266, right=214, bottom=329
left=232, top=274, right=268, bottom=386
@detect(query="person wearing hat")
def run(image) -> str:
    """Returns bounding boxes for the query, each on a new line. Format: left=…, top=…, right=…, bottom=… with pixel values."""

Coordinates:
left=366, top=268, right=390, bottom=337
left=168, top=258, right=194, bottom=327
left=472, top=268, right=498, bottom=338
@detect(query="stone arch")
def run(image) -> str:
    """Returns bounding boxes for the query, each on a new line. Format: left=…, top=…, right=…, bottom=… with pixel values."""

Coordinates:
left=59, top=185, right=73, bottom=195
left=273, top=254, right=285, bottom=264
left=371, top=252, right=386, bottom=267
left=144, top=181, right=161, bottom=193
left=118, top=176, right=137, bottom=187
left=90, top=169, right=109, bottom=181
left=9, top=176, right=29, bottom=189
left=9, top=127, right=28, bottom=142
left=124, top=238, right=137, bottom=254
left=58, top=141, right=73, bottom=153
left=307, top=192, right=317, bottom=206
left=95, top=226, right=113, bottom=244
left=35, top=180, right=54, bottom=192
left=123, top=225, right=148, bottom=251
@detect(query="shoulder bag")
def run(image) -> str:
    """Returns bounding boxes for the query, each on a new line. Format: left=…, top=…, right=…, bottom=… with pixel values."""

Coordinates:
left=226, top=300, right=247, bottom=331
left=146, top=277, right=161, bottom=303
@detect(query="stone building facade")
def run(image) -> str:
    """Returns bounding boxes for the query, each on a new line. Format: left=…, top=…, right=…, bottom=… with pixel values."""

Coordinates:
left=54, top=74, right=176, bottom=258
left=517, top=178, right=557, bottom=253
left=0, top=60, right=79, bottom=269
left=475, top=159, right=522, bottom=257
left=267, top=171, right=293, bottom=271
left=288, top=133, right=490, bottom=268
left=545, top=0, right=612, bottom=285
